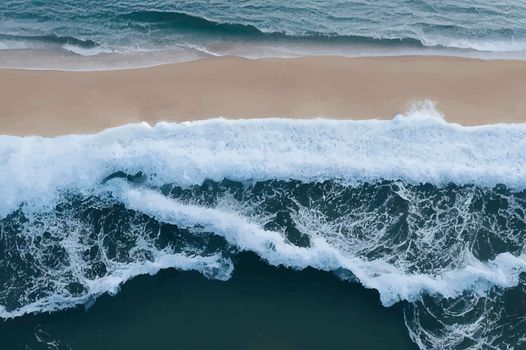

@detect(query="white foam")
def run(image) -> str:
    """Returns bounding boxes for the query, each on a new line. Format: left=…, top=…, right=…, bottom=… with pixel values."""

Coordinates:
left=1, top=104, right=526, bottom=219
left=179, top=42, right=222, bottom=57
left=420, top=35, right=526, bottom=53
left=0, top=252, right=232, bottom=319
left=62, top=43, right=114, bottom=56
left=118, top=185, right=526, bottom=306
left=2, top=106, right=526, bottom=321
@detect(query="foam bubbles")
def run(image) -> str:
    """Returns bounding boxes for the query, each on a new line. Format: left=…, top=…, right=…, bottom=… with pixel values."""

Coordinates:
left=117, top=185, right=526, bottom=307
left=1, top=105, right=526, bottom=219
left=1, top=107, right=526, bottom=350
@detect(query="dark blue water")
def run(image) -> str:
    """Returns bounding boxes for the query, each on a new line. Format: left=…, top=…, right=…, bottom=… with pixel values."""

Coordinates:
left=1, top=0, right=526, bottom=69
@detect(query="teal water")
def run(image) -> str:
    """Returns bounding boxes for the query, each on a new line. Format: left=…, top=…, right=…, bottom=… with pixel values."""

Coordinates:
left=1, top=114, right=526, bottom=349
left=1, top=0, right=526, bottom=69
left=1, top=2, right=526, bottom=349
left=0, top=253, right=417, bottom=350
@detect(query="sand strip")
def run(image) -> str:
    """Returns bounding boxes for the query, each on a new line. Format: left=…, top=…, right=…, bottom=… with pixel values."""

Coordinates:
left=1, top=55, right=526, bottom=136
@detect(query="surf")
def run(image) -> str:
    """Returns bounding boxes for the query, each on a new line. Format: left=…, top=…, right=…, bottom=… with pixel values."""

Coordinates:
left=1, top=105, right=525, bottom=349
left=1, top=104, right=526, bottom=217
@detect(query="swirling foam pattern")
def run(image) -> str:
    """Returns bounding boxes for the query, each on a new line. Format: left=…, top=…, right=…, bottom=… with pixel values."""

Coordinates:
left=1, top=105, right=526, bottom=349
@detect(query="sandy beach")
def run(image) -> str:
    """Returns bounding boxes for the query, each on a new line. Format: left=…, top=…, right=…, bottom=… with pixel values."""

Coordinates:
left=2, top=55, right=526, bottom=136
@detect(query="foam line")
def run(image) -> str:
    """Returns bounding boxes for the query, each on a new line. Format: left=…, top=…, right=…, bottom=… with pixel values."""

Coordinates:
left=119, top=185, right=526, bottom=307
left=1, top=104, right=526, bottom=219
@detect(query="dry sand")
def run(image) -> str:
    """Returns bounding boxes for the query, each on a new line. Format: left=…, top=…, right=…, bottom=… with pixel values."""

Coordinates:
left=1, top=55, right=526, bottom=136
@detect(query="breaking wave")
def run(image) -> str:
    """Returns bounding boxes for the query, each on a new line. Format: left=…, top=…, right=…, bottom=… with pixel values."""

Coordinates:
left=1, top=104, right=525, bottom=349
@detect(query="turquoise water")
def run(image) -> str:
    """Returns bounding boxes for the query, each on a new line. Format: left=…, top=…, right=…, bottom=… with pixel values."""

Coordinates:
left=1, top=0, right=526, bottom=68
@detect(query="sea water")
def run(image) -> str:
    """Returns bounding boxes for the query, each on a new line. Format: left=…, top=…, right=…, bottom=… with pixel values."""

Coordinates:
left=0, top=105, right=525, bottom=349
left=1, top=0, right=526, bottom=69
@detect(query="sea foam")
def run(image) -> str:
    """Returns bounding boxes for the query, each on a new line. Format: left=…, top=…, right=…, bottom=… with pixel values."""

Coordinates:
left=119, top=185, right=526, bottom=307
left=1, top=104, right=526, bottom=218
left=1, top=104, right=526, bottom=318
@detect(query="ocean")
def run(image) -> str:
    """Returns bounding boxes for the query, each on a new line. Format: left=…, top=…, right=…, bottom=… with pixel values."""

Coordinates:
left=0, top=106, right=526, bottom=349
left=1, top=0, right=526, bottom=69
left=1, top=2, right=526, bottom=350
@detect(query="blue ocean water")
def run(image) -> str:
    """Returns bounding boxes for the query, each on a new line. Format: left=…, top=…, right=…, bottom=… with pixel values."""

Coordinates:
left=1, top=0, right=526, bottom=68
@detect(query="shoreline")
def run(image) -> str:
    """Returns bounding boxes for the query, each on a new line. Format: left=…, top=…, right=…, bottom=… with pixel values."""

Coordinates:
left=3, top=47, right=526, bottom=73
left=2, top=55, right=526, bottom=136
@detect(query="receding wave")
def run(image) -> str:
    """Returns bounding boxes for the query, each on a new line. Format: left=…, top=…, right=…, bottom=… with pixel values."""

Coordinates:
left=1, top=104, right=525, bottom=349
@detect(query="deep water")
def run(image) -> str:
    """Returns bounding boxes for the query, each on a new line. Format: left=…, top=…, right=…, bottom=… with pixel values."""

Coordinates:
left=0, top=253, right=417, bottom=350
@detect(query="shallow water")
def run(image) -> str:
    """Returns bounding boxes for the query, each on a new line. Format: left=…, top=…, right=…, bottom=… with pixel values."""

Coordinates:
left=1, top=0, right=526, bottom=69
